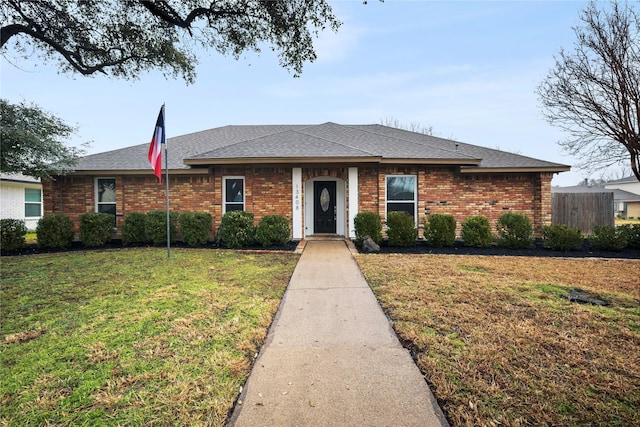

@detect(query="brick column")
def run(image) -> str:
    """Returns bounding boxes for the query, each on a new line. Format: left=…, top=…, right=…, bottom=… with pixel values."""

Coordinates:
left=533, top=172, right=553, bottom=237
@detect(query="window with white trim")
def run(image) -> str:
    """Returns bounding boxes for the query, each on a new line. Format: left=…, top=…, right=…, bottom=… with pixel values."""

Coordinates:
left=386, top=175, right=417, bottom=220
left=223, top=177, right=245, bottom=212
left=24, top=188, right=42, bottom=218
left=96, top=178, right=116, bottom=215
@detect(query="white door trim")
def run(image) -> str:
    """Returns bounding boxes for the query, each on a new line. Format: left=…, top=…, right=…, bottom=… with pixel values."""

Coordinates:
left=292, top=168, right=303, bottom=239
left=348, top=167, right=358, bottom=238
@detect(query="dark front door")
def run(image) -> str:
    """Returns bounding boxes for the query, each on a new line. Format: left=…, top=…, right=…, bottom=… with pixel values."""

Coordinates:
left=314, top=181, right=336, bottom=234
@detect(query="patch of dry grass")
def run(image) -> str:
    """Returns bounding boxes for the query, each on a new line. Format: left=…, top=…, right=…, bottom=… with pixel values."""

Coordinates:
left=356, top=254, right=640, bottom=426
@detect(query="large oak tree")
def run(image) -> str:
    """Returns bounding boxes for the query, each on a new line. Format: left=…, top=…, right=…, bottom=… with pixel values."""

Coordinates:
left=537, top=1, right=640, bottom=181
left=1, top=0, right=341, bottom=82
left=1, top=0, right=340, bottom=178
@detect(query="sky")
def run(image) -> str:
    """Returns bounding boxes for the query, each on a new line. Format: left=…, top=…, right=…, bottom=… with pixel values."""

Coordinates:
left=1, top=0, right=617, bottom=187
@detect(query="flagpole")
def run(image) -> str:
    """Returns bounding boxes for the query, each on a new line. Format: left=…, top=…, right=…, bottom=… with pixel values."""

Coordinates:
left=163, top=103, right=170, bottom=259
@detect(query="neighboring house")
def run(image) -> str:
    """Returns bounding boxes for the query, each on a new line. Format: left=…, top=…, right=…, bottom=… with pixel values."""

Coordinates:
left=0, top=173, right=43, bottom=230
left=604, top=176, right=640, bottom=195
left=552, top=183, right=640, bottom=220
left=604, top=176, right=640, bottom=218
left=43, top=122, right=570, bottom=239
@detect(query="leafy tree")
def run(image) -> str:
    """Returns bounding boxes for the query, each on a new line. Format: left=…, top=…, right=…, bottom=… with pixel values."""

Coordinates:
left=1, top=0, right=341, bottom=82
left=0, top=99, right=86, bottom=179
left=537, top=1, right=640, bottom=182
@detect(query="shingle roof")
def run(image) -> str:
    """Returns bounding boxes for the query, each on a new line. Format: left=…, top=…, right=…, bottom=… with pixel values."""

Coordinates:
left=605, top=176, right=638, bottom=185
left=0, top=173, right=41, bottom=184
left=70, top=122, right=569, bottom=173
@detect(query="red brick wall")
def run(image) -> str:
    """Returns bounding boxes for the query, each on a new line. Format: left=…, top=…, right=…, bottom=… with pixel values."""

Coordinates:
left=43, top=165, right=553, bottom=240
left=354, top=165, right=553, bottom=238
left=246, top=166, right=292, bottom=222
left=358, top=166, right=379, bottom=213
left=43, top=176, right=96, bottom=234
left=419, top=168, right=550, bottom=237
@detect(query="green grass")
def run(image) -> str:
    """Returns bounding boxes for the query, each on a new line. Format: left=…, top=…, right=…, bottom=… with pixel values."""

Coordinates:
left=24, top=232, right=37, bottom=244
left=1, top=248, right=298, bottom=426
left=616, top=218, right=640, bottom=225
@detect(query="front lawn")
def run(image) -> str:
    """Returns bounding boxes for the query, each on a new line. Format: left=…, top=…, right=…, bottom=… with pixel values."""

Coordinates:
left=356, top=254, right=640, bottom=426
left=1, top=248, right=298, bottom=426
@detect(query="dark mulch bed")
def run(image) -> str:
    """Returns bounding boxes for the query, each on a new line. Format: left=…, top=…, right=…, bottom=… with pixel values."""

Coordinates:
left=1, top=240, right=299, bottom=257
left=367, top=239, right=640, bottom=259
left=4, top=239, right=639, bottom=259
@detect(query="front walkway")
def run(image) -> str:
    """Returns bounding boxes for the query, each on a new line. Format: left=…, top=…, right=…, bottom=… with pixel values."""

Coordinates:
left=228, top=240, right=448, bottom=426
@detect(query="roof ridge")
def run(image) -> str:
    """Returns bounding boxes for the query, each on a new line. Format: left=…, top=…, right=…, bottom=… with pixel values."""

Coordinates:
left=348, top=124, right=479, bottom=160
left=292, top=124, right=378, bottom=157
left=187, top=125, right=315, bottom=157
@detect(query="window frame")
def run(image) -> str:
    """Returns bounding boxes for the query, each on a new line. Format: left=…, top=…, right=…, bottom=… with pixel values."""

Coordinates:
left=24, top=188, right=42, bottom=218
left=385, top=174, right=417, bottom=221
left=95, top=177, right=117, bottom=216
left=223, top=176, right=245, bottom=213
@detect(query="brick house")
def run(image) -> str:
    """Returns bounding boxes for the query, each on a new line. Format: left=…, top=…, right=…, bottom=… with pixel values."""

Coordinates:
left=43, top=122, right=570, bottom=240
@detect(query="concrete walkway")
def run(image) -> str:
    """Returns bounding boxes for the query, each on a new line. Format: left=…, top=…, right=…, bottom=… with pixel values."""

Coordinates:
left=228, top=240, right=448, bottom=427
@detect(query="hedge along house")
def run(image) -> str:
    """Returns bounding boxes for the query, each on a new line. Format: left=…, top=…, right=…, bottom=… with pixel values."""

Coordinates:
left=43, top=122, right=570, bottom=240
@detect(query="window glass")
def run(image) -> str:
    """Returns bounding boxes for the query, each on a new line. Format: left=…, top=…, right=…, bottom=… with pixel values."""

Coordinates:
left=225, top=204, right=244, bottom=212
left=224, top=177, right=245, bottom=212
left=97, top=204, right=117, bottom=216
left=96, top=178, right=116, bottom=218
left=98, top=179, right=116, bottom=203
left=225, top=178, right=244, bottom=202
left=386, top=175, right=416, bottom=220
left=24, top=188, right=42, bottom=217
left=25, top=203, right=41, bottom=217
left=387, top=176, right=415, bottom=201
left=25, top=188, right=41, bottom=203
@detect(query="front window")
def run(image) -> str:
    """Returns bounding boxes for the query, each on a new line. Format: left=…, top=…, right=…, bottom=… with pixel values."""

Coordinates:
left=224, top=177, right=245, bottom=212
left=24, top=188, right=42, bottom=217
left=386, top=175, right=417, bottom=219
left=96, top=178, right=116, bottom=215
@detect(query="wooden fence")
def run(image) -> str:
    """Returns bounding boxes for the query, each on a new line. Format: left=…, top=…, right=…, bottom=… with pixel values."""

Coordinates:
left=552, top=192, right=614, bottom=235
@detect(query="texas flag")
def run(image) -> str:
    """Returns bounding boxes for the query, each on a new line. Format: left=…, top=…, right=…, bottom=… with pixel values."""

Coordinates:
left=148, top=105, right=165, bottom=181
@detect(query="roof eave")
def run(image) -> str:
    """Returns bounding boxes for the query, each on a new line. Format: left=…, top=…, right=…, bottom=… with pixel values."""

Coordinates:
left=380, top=158, right=481, bottom=165
left=460, top=166, right=571, bottom=173
left=60, top=168, right=205, bottom=176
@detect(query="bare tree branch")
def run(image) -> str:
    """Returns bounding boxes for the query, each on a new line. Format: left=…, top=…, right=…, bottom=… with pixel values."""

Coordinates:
left=538, top=1, right=640, bottom=181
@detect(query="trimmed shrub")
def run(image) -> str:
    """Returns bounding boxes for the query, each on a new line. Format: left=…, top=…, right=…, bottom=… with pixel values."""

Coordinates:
left=623, top=223, right=640, bottom=248
left=178, top=212, right=212, bottom=246
left=618, top=224, right=640, bottom=249
left=496, top=212, right=534, bottom=249
left=424, top=214, right=456, bottom=247
left=542, top=224, right=583, bottom=251
left=36, top=214, right=74, bottom=249
left=121, top=212, right=148, bottom=245
left=255, top=215, right=290, bottom=247
left=386, top=211, right=417, bottom=247
left=217, top=211, right=255, bottom=248
left=461, top=215, right=493, bottom=248
left=79, top=212, right=114, bottom=247
left=145, top=210, right=178, bottom=245
left=1, top=219, right=27, bottom=251
left=353, top=212, right=383, bottom=246
left=589, top=225, right=627, bottom=251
